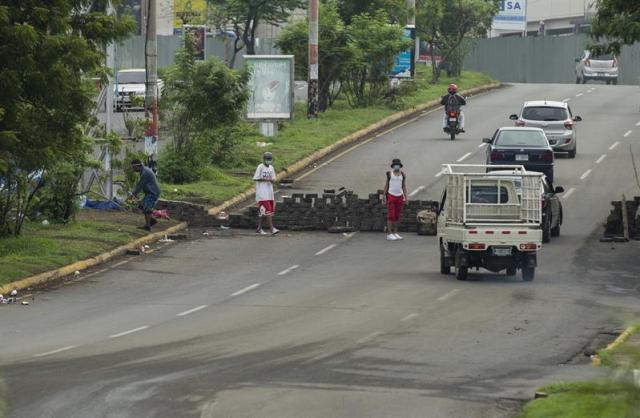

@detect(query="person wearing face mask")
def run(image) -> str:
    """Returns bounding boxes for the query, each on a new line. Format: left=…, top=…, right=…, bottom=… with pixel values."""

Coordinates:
left=253, top=152, right=280, bottom=235
left=383, top=158, right=408, bottom=241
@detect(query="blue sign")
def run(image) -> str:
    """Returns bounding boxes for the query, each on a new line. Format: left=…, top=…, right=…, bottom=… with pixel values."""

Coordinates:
left=390, top=27, right=415, bottom=79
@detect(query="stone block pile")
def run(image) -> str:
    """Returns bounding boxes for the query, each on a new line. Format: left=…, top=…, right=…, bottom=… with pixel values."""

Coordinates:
left=603, top=197, right=640, bottom=241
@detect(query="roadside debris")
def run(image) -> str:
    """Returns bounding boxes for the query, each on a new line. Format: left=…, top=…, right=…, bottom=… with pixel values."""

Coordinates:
left=602, top=195, right=640, bottom=242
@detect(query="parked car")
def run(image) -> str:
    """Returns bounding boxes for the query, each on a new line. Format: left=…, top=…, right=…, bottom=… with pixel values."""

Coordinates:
left=575, top=50, right=618, bottom=85
left=484, top=127, right=555, bottom=183
left=488, top=170, right=564, bottom=243
left=509, top=101, right=582, bottom=158
left=114, top=69, right=164, bottom=111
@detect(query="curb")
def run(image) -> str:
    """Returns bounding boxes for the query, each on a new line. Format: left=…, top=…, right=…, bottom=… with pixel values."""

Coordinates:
left=592, top=325, right=638, bottom=366
left=208, top=81, right=502, bottom=216
left=0, top=222, right=188, bottom=295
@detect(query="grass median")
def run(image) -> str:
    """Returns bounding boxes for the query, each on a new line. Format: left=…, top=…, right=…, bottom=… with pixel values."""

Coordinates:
left=520, top=326, right=640, bottom=418
left=161, top=67, right=495, bottom=205
left=0, top=211, right=178, bottom=287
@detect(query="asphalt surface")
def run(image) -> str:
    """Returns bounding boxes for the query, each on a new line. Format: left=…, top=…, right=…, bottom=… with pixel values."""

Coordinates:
left=3, top=83, right=640, bottom=418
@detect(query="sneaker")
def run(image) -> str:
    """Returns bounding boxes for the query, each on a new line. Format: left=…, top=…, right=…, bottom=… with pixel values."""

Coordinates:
left=460, top=128, right=466, bottom=133
left=394, top=234, right=404, bottom=240
left=271, top=228, right=280, bottom=235
left=256, top=229, right=268, bottom=235
left=150, top=218, right=158, bottom=227
left=387, top=234, right=398, bottom=241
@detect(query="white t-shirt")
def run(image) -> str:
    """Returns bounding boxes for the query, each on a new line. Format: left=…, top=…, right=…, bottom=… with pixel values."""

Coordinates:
left=388, top=172, right=404, bottom=197
left=253, top=163, right=276, bottom=201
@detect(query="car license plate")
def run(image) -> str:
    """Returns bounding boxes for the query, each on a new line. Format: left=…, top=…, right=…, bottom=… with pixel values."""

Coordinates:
left=449, top=117, right=457, bottom=122
left=493, top=247, right=512, bottom=256
left=516, top=154, right=529, bottom=161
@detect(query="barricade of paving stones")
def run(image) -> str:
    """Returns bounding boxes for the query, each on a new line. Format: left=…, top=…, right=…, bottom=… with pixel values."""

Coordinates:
left=229, top=190, right=439, bottom=233
left=603, top=197, right=640, bottom=240
left=155, top=199, right=211, bottom=226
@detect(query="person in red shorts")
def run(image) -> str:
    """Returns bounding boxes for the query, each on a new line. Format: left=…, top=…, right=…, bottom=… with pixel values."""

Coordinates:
left=253, top=152, right=280, bottom=235
left=383, top=158, right=408, bottom=241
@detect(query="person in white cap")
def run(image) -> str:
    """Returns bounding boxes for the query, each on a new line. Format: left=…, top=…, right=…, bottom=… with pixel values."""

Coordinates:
left=253, top=152, right=280, bottom=235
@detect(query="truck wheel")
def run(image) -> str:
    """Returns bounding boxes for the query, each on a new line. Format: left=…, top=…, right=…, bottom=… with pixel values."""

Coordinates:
left=542, top=218, right=551, bottom=243
left=522, top=267, right=535, bottom=282
left=551, top=215, right=561, bottom=237
left=506, top=266, right=517, bottom=276
left=440, top=245, right=451, bottom=275
left=456, top=266, right=468, bottom=281
left=612, top=78, right=618, bottom=85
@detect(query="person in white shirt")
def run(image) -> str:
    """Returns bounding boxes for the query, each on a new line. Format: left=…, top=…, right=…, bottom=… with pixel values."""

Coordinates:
left=383, top=158, right=408, bottom=241
left=253, top=152, right=279, bottom=235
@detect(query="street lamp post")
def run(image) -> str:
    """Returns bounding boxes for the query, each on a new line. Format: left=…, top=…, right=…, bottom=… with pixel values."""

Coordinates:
left=144, top=0, right=159, bottom=172
left=307, top=0, right=319, bottom=118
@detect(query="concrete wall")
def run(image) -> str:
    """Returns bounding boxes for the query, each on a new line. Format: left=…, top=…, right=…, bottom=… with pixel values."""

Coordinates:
left=464, top=34, right=640, bottom=85
left=115, top=35, right=281, bottom=70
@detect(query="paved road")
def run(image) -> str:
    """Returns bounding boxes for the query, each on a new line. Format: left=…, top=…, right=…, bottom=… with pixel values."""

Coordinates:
left=2, top=84, right=640, bottom=418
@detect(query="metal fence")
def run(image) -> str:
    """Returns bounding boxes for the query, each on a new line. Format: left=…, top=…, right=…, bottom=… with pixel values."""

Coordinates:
left=464, top=34, right=640, bottom=85
left=115, top=35, right=280, bottom=70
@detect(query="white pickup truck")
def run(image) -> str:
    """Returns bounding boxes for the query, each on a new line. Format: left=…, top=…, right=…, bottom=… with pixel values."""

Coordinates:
left=437, top=164, right=543, bottom=281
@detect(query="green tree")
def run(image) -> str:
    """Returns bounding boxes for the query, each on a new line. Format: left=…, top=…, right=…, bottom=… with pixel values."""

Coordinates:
left=417, top=0, right=498, bottom=81
left=277, top=0, right=349, bottom=111
left=341, top=10, right=411, bottom=107
left=0, top=1, right=134, bottom=236
left=591, top=0, right=640, bottom=54
left=207, top=0, right=305, bottom=67
left=337, top=0, right=409, bottom=25
left=161, top=35, right=250, bottom=183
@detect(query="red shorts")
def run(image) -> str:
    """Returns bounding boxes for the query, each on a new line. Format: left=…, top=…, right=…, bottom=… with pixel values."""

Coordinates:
left=387, top=194, right=404, bottom=222
left=258, top=200, right=275, bottom=216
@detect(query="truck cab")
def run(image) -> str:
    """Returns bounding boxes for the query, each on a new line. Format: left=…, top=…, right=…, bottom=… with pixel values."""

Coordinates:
left=437, top=164, right=543, bottom=281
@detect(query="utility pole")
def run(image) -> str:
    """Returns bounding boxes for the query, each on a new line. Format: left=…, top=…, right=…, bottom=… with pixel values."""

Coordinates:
left=307, top=0, right=319, bottom=118
left=105, top=0, right=115, bottom=200
left=407, top=0, right=418, bottom=68
left=144, top=0, right=159, bottom=172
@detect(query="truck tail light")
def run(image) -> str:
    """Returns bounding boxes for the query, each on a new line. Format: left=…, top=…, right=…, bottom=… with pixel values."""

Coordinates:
left=520, top=243, right=537, bottom=251
left=585, top=59, right=591, bottom=67
left=469, top=243, right=486, bottom=250
left=613, top=57, right=618, bottom=67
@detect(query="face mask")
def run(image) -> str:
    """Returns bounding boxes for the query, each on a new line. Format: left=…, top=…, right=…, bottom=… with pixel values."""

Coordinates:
left=392, top=165, right=401, bottom=171
left=264, top=160, right=272, bottom=166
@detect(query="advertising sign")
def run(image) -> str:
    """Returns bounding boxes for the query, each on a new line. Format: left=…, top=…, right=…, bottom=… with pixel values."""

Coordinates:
left=493, top=1, right=527, bottom=32
left=174, top=0, right=206, bottom=31
left=184, top=25, right=206, bottom=60
left=245, top=56, right=294, bottom=121
left=390, top=26, right=416, bottom=78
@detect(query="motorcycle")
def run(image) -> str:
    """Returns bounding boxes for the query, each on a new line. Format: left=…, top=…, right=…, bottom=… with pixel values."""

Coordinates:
left=444, top=110, right=462, bottom=141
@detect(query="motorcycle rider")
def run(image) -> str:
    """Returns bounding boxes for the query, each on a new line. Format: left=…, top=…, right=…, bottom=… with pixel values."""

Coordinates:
left=440, top=84, right=466, bottom=133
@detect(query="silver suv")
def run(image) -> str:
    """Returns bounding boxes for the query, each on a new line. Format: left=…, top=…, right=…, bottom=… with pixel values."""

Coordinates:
left=575, top=50, right=619, bottom=85
left=509, top=101, right=582, bottom=158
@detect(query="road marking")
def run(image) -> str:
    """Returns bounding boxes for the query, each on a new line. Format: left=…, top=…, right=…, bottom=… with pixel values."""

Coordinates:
left=580, top=169, right=592, bottom=180
left=356, top=331, right=383, bottom=345
left=636, top=121, right=640, bottom=127
left=595, top=154, right=607, bottom=164
left=610, top=141, right=620, bottom=150
left=278, top=265, right=300, bottom=275
left=82, top=268, right=108, bottom=279
left=315, top=244, right=337, bottom=256
left=437, top=289, right=460, bottom=302
left=562, top=98, right=571, bottom=102
left=33, top=345, right=77, bottom=358
left=435, top=169, right=446, bottom=177
left=401, top=313, right=419, bottom=322
left=408, top=186, right=425, bottom=197
left=177, top=305, right=208, bottom=317
left=576, top=93, right=584, bottom=97
left=109, top=326, right=149, bottom=339
left=111, top=260, right=130, bottom=268
left=478, top=143, right=487, bottom=148
left=624, top=130, right=633, bottom=137
left=344, top=232, right=358, bottom=239
left=562, top=187, right=576, bottom=200
left=457, top=152, right=472, bottom=162
left=231, top=283, right=261, bottom=296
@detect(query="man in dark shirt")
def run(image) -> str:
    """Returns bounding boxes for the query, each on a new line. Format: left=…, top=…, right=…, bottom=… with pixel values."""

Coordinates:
left=440, top=83, right=466, bottom=133
left=131, top=159, right=161, bottom=231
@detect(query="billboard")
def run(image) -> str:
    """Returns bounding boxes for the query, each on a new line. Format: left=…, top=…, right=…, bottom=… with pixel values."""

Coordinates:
left=245, top=56, right=294, bottom=121
left=493, top=1, right=527, bottom=32
left=174, top=0, right=206, bottom=30
left=184, top=25, right=206, bottom=60
left=390, top=26, right=416, bottom=78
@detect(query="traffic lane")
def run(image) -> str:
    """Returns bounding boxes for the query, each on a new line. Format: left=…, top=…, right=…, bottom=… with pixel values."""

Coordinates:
left=0, top=231, right=356, bottom=363
left=3, top=231, right=614, bottom=418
